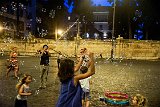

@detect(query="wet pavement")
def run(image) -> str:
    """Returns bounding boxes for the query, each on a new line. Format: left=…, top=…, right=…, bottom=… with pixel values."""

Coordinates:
left=0, top=56, right=160, bottom=107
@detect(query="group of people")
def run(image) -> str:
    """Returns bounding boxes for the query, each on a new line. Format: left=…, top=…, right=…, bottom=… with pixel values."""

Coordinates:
left=6, top=45, right=51, bottom=107
left=5, top=46, right=147, bottom=107
left=56, top=47, right=94, bottom=107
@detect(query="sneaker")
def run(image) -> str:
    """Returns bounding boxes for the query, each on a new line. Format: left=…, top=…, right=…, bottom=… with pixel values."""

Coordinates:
left=15, top=76, right=19, bottom=80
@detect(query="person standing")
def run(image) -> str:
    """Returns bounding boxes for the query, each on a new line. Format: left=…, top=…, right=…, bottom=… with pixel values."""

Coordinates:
left=56, top=52, right=95, bottom=107
left=39, top=45, right=51, bottom=89
left=6, top=47, right=19, bottom=79
left=79, top=66, right=92, bottom=107
left=80, top=48, right=90, bottom=68
left=57, top=51, right=63, bottom=69
left=15, top=74, right=32, bottom=107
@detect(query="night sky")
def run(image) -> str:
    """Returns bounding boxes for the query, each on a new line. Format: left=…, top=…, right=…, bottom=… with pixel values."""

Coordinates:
left=0, top=0, right=160, bottom=40
left=91, top=0, right=113, bottom=6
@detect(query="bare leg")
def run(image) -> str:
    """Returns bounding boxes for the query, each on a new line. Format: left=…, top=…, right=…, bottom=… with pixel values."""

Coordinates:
left=85, top=101, right=90, bottom=107
left=82, top=100, right=85, bottom=107
left=14, top=66, right=19, bottom=78
left=6, top=68, right=11, bottom=78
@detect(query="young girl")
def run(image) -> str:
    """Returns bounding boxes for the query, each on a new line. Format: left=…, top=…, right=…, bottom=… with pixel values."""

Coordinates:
left=15, top=74, right=32, bottom=107
left=6, top=47, right=19, bottom=78
left=132, top=94, right=147, bottom=107
left=56, top=52, right=95, bottom=107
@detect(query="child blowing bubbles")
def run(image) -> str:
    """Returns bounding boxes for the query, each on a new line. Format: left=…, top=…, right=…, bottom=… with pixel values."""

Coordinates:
left=15, top=74, right=32, bottom=107
left=56, top=52, right=95, bottom=107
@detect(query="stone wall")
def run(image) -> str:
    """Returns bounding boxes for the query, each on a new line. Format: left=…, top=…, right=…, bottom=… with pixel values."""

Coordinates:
left=115, top=39, right=160, bottom=59
left=0, top=38, right=159, bottom=60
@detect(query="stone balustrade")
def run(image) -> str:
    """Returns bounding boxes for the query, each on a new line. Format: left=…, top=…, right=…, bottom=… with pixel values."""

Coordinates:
left=0, top=38, right=159, bottom=60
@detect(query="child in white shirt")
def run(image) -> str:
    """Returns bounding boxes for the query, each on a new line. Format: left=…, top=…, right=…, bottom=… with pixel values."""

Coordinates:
left=79, top=66, right=91, bottom=107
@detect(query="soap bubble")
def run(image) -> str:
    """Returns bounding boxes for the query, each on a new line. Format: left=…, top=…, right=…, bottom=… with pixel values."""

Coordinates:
left=34, top=89, right=40, bottom=95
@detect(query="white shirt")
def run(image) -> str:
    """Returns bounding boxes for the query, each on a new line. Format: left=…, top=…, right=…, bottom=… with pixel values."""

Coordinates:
left=16, top=84, right=30, bottom=100
left=79, top=76, right=91, bottom=90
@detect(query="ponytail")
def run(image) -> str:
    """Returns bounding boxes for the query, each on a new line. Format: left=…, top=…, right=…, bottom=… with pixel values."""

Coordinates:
left=16, top=74, right=31, bottom=90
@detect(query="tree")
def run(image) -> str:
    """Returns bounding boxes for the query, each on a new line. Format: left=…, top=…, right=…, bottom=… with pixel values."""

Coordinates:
left=107, top=0, right=144, bottom=39
left=74, top=0, right=94, bottom=37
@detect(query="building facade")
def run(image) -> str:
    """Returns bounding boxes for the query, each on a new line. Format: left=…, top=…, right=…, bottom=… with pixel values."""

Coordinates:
left=93, top=6, right=110, bottom=39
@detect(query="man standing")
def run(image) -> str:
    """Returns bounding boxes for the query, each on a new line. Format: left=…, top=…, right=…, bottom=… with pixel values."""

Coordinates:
left=39, top=45, right=51, bottom=89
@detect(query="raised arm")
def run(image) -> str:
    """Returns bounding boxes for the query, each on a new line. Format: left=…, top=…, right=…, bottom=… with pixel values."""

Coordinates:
left=74, top=56, right=83, bottom=72
left=9, top=52, right=13, bottom=58
left=47, top=50, right=51, bottom=57
left=74, top=53, right=95, bottom=86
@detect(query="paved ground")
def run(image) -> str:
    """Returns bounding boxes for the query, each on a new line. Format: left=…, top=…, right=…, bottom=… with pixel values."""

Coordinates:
left=0, top=56, right=160, bottom=107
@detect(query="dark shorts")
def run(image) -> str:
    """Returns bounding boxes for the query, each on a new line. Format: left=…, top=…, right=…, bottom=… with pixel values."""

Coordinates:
left=57, top=59, right=60, bottom=63
left=15, top=98, right=27, bottom=107
left=82, top=89, right=91, bottom=101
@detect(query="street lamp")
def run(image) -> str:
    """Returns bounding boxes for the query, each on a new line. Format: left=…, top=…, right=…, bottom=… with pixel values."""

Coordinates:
left=57, top=29, right=63, bottom=35
left=111, top=0, right=116, bottom=61
left=55, top=29, right=63, bottom=40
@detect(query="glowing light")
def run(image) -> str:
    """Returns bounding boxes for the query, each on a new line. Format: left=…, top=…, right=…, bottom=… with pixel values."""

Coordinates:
left=0, top=26, right=3, bottom=32
left=57, top=29, right=63, bottom=35
left=103, top=32, right=107, bottom=39
left=86, top=33, right=89, bottom=38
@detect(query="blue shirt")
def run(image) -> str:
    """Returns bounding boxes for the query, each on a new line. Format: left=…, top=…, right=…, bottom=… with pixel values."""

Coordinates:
left=56, top=77, right=82, bottom=107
